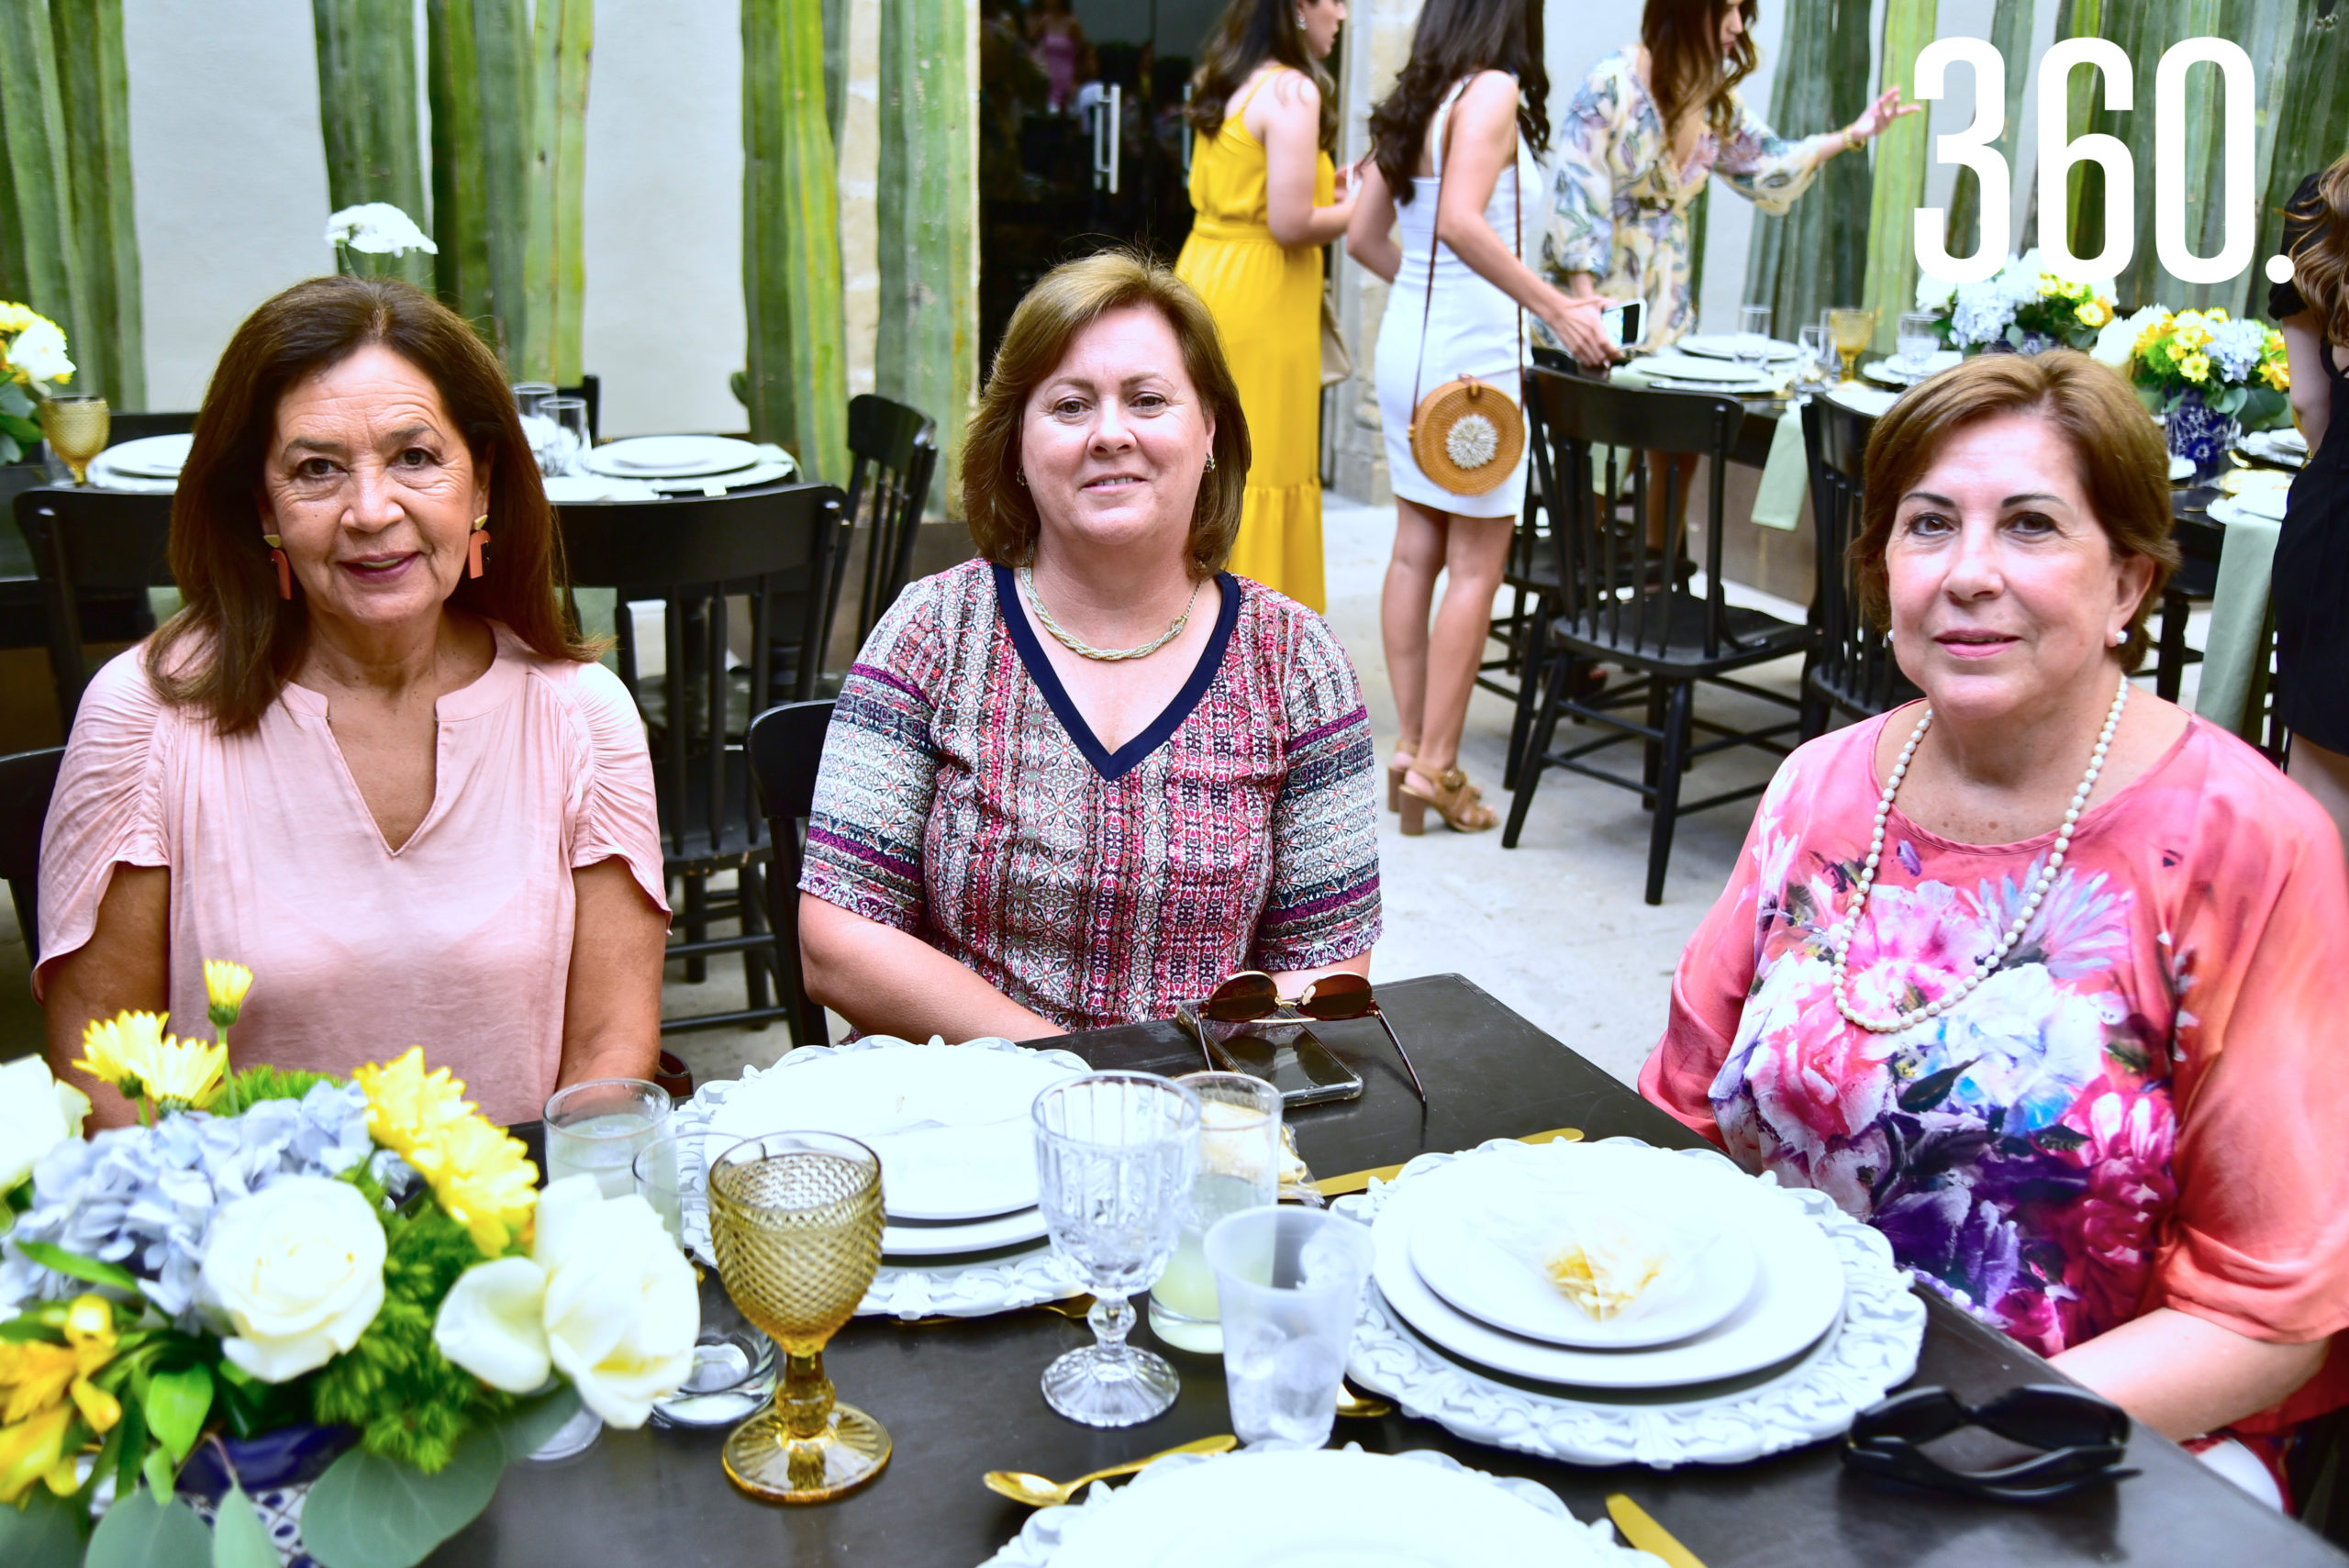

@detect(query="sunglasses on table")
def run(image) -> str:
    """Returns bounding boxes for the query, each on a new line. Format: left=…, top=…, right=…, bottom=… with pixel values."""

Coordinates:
left=1842, top=1385, right=2137, bottom=1503
left=1200, top=971, right=1427, bottom=1104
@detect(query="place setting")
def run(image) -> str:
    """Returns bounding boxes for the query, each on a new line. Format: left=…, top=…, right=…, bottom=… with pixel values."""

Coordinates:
left=2239, top=427, right=2309, bottom=470
left=573, top=433, right=798, bottom=497
left=82, top=430, right=191, bottom=492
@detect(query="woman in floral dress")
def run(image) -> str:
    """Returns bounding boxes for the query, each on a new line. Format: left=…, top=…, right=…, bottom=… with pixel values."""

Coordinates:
left=1643, top=353, right=2349, bottom=1510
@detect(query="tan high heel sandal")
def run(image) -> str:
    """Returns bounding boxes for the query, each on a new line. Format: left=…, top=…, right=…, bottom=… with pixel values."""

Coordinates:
left=1397, top=766, right=1497, bottom=835
left=1386, top=747, right=1418, bottom=813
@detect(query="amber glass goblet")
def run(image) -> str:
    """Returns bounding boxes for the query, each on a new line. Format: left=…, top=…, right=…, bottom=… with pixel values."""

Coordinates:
left=707, top=1131, right=890, bottom=1504
left=1829, top=308, right=1876, bottom=385
left=37, top=396, right=109, bottom=486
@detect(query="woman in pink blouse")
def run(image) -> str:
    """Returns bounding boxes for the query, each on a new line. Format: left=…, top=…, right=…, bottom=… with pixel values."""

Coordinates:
left=39, top=276, right=669, bottom=1129
left=1643, top=353, right=2349, bottom=1508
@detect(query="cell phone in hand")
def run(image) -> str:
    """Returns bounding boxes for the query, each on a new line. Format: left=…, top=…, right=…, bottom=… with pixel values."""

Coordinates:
left=1602, top=299, right=1645, bottom=350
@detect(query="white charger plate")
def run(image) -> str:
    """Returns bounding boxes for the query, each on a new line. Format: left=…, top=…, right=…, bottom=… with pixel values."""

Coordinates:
left=1676, top=333, right=1799, bottom=362
left=583, top=434, right=763, bottom=478
left=1825, top=385, right=1899, bottom=419
left=1372, top=1140, right=1842, bottom=1389
left=95, top=432, right=193, bottom=478
left=883, top=1205, right=1047, bottom=1258
left=1640, top=352, right=1775, bottom=383
left=1408, top=1183, right=1759, bottom=1350
left=979, top=1446, right=1647, bottom=1568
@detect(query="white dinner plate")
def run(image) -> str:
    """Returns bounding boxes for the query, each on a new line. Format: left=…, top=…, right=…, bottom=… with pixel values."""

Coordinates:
left=1644, top=377, right=1776, bottom=396
left=1042, top=1448, right=1628, bottom=1568
left=1372, top=1141, right=1843, bottom=1389
left=881, top=1205, right=1046, bottom=1258
left=583, top=434, right=763, bottom=479
left=1676, top=333, right=1800, bottom=363
left=95, top=432, right=193, bottom=478
left=2240, top=430, right=2308, bottom=468
left=1825, top=385, right=1899, bottom=419
left=702, top=1042, right=1083, bottom=1221
left=1862, top=350, right=1963, bottom=388
left=1639, top=352, right=1776, bottom=383
left=2233, top=486, right=2290, bottom=522
left=1408, top=1187, right=1758, bottom=1350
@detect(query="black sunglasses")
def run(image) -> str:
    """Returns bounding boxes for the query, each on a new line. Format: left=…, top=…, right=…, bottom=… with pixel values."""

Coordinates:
left=1201, top=971, right=1427, bottom=1103
left=1842, top=1385, right=2137, bottom=1503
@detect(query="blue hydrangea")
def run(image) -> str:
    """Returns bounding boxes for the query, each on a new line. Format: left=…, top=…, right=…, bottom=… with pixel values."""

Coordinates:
left=2207, top=317, right=2268, bottom=384
left=0, top=1081, right=386, bottom=1323
left=1951, top=277, right=2016, bottom=349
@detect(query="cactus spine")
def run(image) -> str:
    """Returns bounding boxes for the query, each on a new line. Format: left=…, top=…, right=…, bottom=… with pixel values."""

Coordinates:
left=743, top=0, right=848, bottom=481
left=313, top=0, right=432, bottom=289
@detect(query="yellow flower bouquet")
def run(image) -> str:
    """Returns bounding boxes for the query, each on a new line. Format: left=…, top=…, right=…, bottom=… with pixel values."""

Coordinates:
left=2107, top=307, right=2293, bottom=482
left=0, top=303, right=72, bottom=466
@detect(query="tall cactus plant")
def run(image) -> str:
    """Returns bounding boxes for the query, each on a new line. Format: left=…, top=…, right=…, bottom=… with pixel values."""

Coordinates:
left=427, top=0, right=529, bottom=351
left=314, top=0, right=432, bottom=289
left=744, top=0, right=848, bottom=481
left=1942, top=0, right=2033, bottom=262
left=519, top=0, right=590, bottom=384
left=1859, top=0, right=1939, bottom=352
left=2254, top=0, right=2346, bottom=320
left=875, top=0, right=976, bottom=510
left=1741, top=0, right=1873, bottom=343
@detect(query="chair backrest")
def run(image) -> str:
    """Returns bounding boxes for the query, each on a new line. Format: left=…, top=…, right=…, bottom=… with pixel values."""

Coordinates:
left=1800, top=395, right=1918, bottom=722
left=745, top=698, right=835, bottom=1046
left=559, top=484, right=844, bottom=865
left=15, top=486, right=175, bottom=728
left=106, top=411, right=198, bottom=443
left=1522, top=366, right=1748, bottom=660
left=831, top=394, right=941, bottom=657
left=0, top=747, right=63, bottom=962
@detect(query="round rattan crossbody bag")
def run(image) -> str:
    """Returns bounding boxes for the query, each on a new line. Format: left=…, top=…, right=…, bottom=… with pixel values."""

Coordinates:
left=1405, top=78, right=1526, bottom=497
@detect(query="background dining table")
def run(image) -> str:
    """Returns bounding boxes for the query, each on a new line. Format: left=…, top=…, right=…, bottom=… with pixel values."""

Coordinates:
left=478, top=974, right=2349, bottom=1568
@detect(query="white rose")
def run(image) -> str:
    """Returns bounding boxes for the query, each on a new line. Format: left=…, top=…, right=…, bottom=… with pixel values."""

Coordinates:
left=0, top=1056, right=89, bottom=1192
left=1913, top=272, right=1956, bottom=312
left=433, top=1174, right=697, bottom=1428
left=8, top=319, right=73, bottom=385
left=202, top=1176, right=386, bottom=1383
left=2092, top=306, right=2165, bottom=371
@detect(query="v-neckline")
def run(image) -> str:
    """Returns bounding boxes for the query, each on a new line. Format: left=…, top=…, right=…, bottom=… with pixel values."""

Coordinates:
left=993, top=563, right=1241, bottom=783
left=1620, top=52, right=1707, bottom=184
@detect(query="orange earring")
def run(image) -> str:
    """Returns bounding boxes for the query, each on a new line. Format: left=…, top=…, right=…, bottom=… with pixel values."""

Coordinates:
left=468, top=515, right=491, bottom=580
left=262, top=534, right=291, bottom=600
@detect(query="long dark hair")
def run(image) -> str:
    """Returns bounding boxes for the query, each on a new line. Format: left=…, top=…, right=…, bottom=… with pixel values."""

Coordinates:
left=1187, top=0, right=1338, bottom=153
left=2287, top=153, right=2349, bottom=349
left=1365, top=0, right=1547, bottom=205
left=150, top=274, right=591, bottom=735
left=1644, top=0, right=1757, bottom=144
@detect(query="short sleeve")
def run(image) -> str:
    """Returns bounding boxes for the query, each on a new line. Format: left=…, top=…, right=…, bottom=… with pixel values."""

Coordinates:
left=1246, top=607, right=1382, bottom=973
left=562, top=662, right=671, bottom=917
left=2269, top=172, right=2323, bottom=320
left=1709, top=93, right=1835, bottom=217
left=34, top=650, right=173, bottom=998
left=1543, top=63, right=1624, bottom=281
left=798, top=584, right=947, bottom=935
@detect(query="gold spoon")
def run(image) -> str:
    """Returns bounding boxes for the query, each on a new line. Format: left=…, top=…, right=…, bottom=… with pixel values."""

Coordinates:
left=983, top=1433, right=1239, bottom=1507
left=1336, top=1381, right=1394, bottom=1419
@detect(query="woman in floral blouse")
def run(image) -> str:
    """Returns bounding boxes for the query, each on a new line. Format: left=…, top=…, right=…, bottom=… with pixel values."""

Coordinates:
left=1643, top=353, right=2349, bottom=1510
left=797, top=251, right=1382, bottom=1040
left=1544, top=0, right=1913, bottom=354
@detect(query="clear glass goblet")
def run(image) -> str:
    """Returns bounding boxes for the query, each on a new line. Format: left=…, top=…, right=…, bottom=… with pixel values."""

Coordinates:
left=1031, top=1073, right=1201, bottom=1427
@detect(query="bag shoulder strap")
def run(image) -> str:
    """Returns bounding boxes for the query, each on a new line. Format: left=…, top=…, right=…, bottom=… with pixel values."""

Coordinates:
left=1410, top=72, right=1525, bottom=417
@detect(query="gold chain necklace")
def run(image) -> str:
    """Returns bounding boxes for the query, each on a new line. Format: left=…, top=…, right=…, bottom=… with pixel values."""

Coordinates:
left=1018, top=566, right=1204, bottom=662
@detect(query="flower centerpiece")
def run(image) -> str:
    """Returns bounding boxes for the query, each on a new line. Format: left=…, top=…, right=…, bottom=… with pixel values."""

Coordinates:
left=0, top=962, right=696, bottom=1568
left=0, top=305, right=76, bottom=466
left=1914, top=250, right=2116, bottom=356
left=2090, top=306, right=2292, bottom=483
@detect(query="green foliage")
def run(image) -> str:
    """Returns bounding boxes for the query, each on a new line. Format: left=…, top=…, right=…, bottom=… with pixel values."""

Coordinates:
left=208, top=1482, right=279, bottom=1568
left=14, top=1239, right=139, bottom=1294
left=743, top=0, right=848, bottom=479
left=143, top=1363, right=213, bottom=1462
left=311, top=0, right=432, bottom=289
left=0, top=1485, right=85, bottom=1568
left=308, top=1193, right=512, bottom=1473
left=300, top=1426, right=504, bottom=1568
left=84, top=1485, right=210, bottom=1568
left=215, top=1064, right=343, bottom=1115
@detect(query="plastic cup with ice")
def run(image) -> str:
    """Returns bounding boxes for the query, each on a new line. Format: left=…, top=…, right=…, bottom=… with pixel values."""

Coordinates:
left=1202, top=1207, right=1375, bottom=1451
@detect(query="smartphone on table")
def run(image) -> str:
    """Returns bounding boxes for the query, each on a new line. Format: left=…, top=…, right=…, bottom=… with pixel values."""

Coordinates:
left=1175, top=1002, right=1364, bottom=1107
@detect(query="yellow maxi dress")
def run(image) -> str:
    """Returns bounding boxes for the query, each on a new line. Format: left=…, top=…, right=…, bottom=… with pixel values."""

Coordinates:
left=1176, top=72, right=1334, bottom=612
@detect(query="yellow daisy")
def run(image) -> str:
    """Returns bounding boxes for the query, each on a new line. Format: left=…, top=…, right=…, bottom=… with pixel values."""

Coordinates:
left=2075, top=298, right=2111, bottom=329
left=2263, top=359, right=2291, bottom=392
left=354, top=1048, right=539, bottom=1254
left=72, top=1011, right=168, bottom=1095
left=204, top=958, right=255, bottom=1031
left=142, top=1034, right=228, bottom=1111
left=2179, top=351, right=2212, bottom=383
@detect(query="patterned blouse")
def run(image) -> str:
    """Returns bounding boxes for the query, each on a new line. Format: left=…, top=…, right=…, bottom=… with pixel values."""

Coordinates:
left=801, top=559, right=1382, bottom=1033
left=1544, top=51, right=1833, bottom=350
left=1642, top=713, right=2349, bottom=1432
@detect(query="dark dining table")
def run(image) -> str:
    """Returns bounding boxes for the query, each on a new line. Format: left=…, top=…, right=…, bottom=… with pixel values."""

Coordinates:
left=459, top=974, right=2346, bottom=1567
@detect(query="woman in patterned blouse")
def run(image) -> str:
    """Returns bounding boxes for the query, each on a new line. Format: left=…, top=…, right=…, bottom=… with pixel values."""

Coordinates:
left=797, top=250, right=1383, bottom=1040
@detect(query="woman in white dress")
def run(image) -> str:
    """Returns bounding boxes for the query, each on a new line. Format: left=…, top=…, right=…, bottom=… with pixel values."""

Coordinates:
left=1348, top=0, right=1611, bottom=834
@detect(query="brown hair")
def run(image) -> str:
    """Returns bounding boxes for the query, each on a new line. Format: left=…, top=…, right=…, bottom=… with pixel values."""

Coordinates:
left=1642, top=0, right=1756, bottom=145
left=149, top=274, right=590, bottom=734
left=2285, top=153, right=2349, bottom=348
left=1187, top=0, right=1339, bottom=153
left=963, top=250, right=1249, bottom=579
left=1854, top=351, right=2178, bottom=669
left=1366, top=0, right=1547, bottom=206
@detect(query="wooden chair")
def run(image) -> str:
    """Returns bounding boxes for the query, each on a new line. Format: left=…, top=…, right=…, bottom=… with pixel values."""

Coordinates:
left=1502, top=368, right=1809, bottom=904
left=104, top=411, right=198, bottom=443
left=558, top=484, right=846, bottom=1033
left=745, top=698, right=836, bottom=1047
left=14, top=486, right=174, bottom=729
left=0, top=746, right=62, bottom=962
left=1798, top=395, right=1917, bottom=739
left=830, top=394, right=940, bottom=658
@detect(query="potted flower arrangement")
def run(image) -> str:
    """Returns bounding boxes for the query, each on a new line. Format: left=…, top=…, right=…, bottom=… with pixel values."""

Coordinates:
left=1914, top=250, right=2117, bottom=356
left=0, top=962, right=697, bottom=1568
left=0, top=305, right=76, bottom=466
left=2088, top=306, right=2292, bottom=483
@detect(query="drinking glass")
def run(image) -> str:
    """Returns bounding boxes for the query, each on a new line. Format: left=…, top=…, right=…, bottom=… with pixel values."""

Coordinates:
left=1148, top=1073, right=1282, bottom=1354
left=1736, top=304, right=1774, bottom=373
left=1798, top=324, right=1830, bottom=388
left=540, top=395, right=590, bottom=476
left=511, top=381, right=556, bottom=419
left=543, top=1079, right=671, bottom=1198
left=1897, top=311, right=1940, bottom=373
left=707, top=1130, right=889, bottom=1503
left=1829, top=307, right=1876, bottom=384
left=632, top=1132, right=782, bottom=1430
left=1204, top=1207, right=1376, bottom=1451
left=1031, top=1073, right=1201, bottom=1427
left=632, top=1131, right=687, bottom=1242
left=38, top=396, right=109, bottom=486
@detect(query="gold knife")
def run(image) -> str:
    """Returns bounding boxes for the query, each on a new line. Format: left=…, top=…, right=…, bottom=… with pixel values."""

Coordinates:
left=1605, top=1494, right=1707, bottom=1568
left=1311, top=1127, right=1583, bottom=1198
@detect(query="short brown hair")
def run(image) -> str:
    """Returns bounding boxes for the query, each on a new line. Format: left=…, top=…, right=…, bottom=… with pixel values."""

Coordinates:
left=963, top=250, right=1249, bottom=579
left=150, top=275, right=590, bottom=733
left=1854, top=350, right=2178, bottom=669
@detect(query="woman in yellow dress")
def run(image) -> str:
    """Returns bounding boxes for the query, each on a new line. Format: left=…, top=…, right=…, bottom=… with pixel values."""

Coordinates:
left=1176, top=0, right=1356, bottom=611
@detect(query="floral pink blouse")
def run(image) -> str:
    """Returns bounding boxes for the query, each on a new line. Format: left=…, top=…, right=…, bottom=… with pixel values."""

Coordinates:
left=1643, top=711, right=2349, bottom=1429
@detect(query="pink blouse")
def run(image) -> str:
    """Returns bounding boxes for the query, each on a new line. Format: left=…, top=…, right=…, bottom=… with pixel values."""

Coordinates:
left=37, top=625, right=670, bottom=1127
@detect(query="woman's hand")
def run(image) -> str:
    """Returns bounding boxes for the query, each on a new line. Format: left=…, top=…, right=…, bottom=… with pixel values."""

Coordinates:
left=2053, top=1307, right=2330, bottom=1441
left=1842, top=86, right=1922, bottom=150
left=1538, top=292, right=1621, bottom=368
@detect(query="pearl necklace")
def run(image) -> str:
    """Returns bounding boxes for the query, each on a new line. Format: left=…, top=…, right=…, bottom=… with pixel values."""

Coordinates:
left=1019, top=565, right=1203, bottom=662
left=1831, top=672, right=2131, bottom=1035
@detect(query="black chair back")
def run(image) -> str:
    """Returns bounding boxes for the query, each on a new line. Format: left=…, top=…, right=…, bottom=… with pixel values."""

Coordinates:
left=1798, top=395, right=1917, bottom=736
left=746, top=699, right=835, bottom=1046
left=824, top=395, right=939, bottom=668
left=0, top=747, right=63, bottom=962
left=556, top=376, right=599, bottom=443
left=105, top=412, right=198, bottom=443
left=15, top=486, right=175, bottom=728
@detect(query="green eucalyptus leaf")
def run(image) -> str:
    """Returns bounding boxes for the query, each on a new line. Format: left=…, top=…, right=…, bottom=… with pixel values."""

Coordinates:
left=494, top=1382, right=581, bottom=1463
left=15, top=1241, right=142, bottom=1295
left=0, top=431, right=21, bottom=465
left=143, top=1440, right=178, bottom=1497
left=112, top=1389, right=149, bottom=1501
left=2240, top=387, right=2290, bottom=430
left=0, top=1485, right=86, bottom=1568
left=300, top=1426, right=504, bottom=1568
left=145, top=1364, right=213, bottom=1462
left=208, top=1481, right=279, bottom=1568
left=85, top=1485, right=211, bottom=1568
